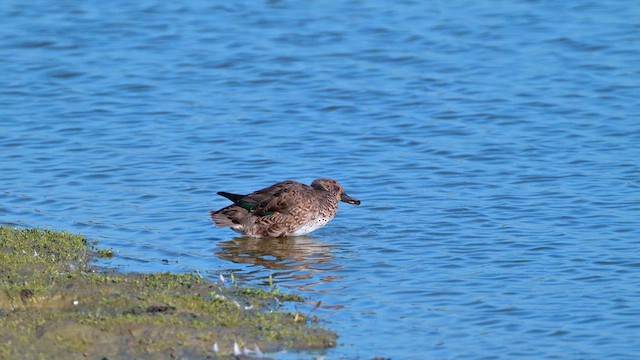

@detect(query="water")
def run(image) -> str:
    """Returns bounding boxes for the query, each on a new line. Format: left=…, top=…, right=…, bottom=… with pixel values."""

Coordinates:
left=2, top=1, right=639, bottom=358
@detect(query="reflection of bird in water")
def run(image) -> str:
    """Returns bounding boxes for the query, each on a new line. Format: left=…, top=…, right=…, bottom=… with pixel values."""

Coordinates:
left=216, top=236, right=342, bottom=293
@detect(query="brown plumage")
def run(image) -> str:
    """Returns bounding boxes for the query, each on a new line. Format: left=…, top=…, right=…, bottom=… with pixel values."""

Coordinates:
left=210, top=179, right=360, bottom=238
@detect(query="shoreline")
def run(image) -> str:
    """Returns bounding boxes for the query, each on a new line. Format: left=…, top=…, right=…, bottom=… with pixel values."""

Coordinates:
left=0, top=227, right=336, bottom=359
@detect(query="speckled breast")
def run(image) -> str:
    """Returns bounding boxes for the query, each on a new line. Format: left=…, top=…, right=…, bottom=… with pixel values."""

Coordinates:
left=291, top=215, right=335, bottom=236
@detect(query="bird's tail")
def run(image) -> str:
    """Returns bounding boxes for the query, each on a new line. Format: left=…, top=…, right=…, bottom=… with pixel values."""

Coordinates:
left=210, top=206, right=246, bottom=228
left=217, top=191, right=245, bottom=204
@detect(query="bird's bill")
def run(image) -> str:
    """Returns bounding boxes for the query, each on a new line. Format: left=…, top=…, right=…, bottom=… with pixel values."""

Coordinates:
left=340, top=193, right=361, bottom=206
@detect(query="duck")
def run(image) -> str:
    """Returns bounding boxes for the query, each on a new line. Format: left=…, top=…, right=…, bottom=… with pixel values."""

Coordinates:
left=211, top=179, right=360, bottom=237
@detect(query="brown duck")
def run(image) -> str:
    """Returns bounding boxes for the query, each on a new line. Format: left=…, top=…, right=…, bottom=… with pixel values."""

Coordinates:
left=211, top=179, right=360, bottom=238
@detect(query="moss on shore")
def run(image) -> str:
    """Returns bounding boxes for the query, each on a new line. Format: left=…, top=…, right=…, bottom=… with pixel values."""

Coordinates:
left=0, top=228, right=336, bottom=359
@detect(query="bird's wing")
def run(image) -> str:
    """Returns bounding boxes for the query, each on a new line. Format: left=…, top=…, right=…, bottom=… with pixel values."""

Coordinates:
left=227, top=181, right=305, bottom=216
left=251, top=185, right=306, bottom=216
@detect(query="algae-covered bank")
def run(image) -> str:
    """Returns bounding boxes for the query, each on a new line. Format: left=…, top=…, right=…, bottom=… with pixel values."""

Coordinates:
left=0, top=228, right=336, bottom=359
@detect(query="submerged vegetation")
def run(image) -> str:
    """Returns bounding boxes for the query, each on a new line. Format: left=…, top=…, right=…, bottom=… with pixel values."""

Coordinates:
left=0, top=227, right=336, bottom=359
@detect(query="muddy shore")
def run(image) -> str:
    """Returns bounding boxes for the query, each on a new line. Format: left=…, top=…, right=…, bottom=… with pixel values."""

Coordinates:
left=0, top=228, right=336, bottom=359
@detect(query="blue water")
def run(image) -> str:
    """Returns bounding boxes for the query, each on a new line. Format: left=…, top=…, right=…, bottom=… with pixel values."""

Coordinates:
left=2, top=1, right=640, bottom=359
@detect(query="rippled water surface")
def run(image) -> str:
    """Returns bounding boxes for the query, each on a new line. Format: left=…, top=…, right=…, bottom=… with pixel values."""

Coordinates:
left=2, top=1, right=640, bottom=359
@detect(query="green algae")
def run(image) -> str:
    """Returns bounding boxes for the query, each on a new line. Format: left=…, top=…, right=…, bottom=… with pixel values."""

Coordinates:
left=96, top=248, right=115, bottom=259
left=0, top=228, right=336, bottom=359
